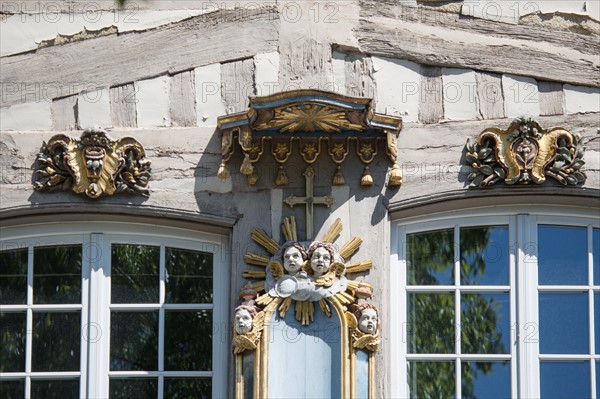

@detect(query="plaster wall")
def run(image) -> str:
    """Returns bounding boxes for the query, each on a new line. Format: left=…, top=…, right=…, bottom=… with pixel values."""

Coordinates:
left=1, top=1, right=599, bottom=396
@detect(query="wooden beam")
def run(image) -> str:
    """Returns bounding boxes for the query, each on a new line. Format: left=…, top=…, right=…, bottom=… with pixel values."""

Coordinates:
left=357, top=1, right=599, bottom=88
left=1, top=7, right=279, bottom=107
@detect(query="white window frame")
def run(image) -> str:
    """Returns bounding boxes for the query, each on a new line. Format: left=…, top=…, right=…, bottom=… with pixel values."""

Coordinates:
left=0, top=221, right=229, bottom=399
left=390, top=206, right=599, bottom=398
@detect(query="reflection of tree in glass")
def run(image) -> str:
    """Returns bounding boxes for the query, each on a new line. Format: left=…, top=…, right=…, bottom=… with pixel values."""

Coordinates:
left=111, top=245, right=160, bottom=303
left=165, top=248, right=213, bottom=304
left=0, top=312, right=25, bottom=372
left=110, top=311, right=158, bottom=371
left=407, top=228, right=507, bottom=398
left=34, top=245, right=81, bottom=304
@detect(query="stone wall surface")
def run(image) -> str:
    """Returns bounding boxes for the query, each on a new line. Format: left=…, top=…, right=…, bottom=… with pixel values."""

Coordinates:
left=1, top=1, right=599, bottom=396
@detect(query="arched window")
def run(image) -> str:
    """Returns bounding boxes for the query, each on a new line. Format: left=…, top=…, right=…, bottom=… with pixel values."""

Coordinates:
left=391, top=207, right=599, bottom=398
left=0, top=222, right=229, bottom=398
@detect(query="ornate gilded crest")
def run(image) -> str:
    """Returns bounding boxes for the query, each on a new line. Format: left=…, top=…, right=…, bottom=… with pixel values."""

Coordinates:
left=466, top=117, right=586, bottom=187
left=33, top=127, right=151, bottom=198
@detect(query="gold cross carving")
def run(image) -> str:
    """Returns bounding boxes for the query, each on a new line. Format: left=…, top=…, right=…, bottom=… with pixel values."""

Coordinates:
left=283, top=166, right=335, bottom=240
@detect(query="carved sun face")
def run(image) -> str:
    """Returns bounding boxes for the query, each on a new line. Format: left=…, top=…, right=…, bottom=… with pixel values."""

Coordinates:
left=283, top=246, right=303, bottom=274
left=310, top=247, right=331, bottom=277
left=234, top=309, right=253, bottom=335
left=358, top=308, right=378, bottom=334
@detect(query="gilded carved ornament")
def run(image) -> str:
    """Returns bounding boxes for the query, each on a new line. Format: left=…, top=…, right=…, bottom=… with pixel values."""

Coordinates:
left=232, top=217, right=380, bottom=355
left=466, top=117, right=586, bottom=187
left=33, top=127, right=151, bottom=198
left=217, top=89, right=403, bottom=187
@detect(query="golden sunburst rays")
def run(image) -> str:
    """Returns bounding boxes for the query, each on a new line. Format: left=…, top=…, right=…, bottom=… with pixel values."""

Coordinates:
left=255, top=104, right=364, bottom=134
left=241, top=217, right=373, bottom=325
left=282, top=216, right=298, bottom=242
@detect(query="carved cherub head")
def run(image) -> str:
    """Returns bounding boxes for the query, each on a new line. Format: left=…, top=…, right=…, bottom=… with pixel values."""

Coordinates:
left=351, top=303, right=379, bottom=335
left=234, top=304, right=258, bottom=335
left=281, top=242, right=307, bottom=275
left=307, top=242, right=335, bottom=278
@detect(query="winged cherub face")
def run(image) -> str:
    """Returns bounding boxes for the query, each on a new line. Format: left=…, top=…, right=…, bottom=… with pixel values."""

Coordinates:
left=310, top=246, right=331, bottom=277
left=283, top=246, right=303, bottom=274
left=358, top=308, right=378, bottom=334
left=234, top=309, right=253, bottom=335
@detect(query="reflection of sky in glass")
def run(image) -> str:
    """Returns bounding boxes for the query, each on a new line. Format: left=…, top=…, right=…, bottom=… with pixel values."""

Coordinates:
left=594, top=229, right=599, bottom=286
left=597, top=361, right=600, bottom=397
left=462, top=361, right=510, bottom=399
left=407, top=229, right=454, bottom=285
left=538, top=226, right=587, bottom=285
left=461, top=293, right=510, bottom=354
left=540, top=361, right=590, bottom=399
left=596, top=294, right=600, bottom=355
left=461, top=226, right=509, bottom=286
left=539, top=293, right=588, bottom=354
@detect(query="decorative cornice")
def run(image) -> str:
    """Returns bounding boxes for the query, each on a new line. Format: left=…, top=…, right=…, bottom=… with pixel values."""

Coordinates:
left=217, top=89, right=403, bottom=187
left=465, top=117, right=587, bottom=188
left=33, top=127, right=151, bottom=198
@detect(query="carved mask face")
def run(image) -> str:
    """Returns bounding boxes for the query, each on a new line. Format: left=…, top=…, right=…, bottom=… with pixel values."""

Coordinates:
left=81, top=132, right=111, bottom=179
left=358, top=308, right=378, bottom=334
left=310, top=247, right=331, bottom=277
left=234, top=309, right=253, bottom=335
left=283, top=246, right=303, bottom=274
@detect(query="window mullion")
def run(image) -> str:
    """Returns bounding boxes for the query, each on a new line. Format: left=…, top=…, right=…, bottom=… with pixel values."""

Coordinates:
left=517, top=214, right=540, bottom=398
left=588, top=225, right=597, bottom=399
left=25, top=244, right=33, bottom=398
left=454, top=226, right=461, bottom=399
left=158, top=244, right=166, bottom=399
left=86, top=233, right=110, bottom=399
left=509, top=216, right=518, bottom=399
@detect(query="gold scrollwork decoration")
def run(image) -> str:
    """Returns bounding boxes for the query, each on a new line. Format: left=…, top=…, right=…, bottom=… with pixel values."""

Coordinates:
left=466, top=117, right=587, bottom=187
left=33, top=127, right=151, bottom=198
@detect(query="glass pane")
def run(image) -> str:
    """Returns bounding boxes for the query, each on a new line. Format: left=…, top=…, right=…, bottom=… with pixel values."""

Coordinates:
left=540, top=361, right=590, bottom=399
left=408, top=293, right=454, bottom=353
left=165, top=310, right=212, bottom=371
left=595, top=293, right=599, bottom=355
left=110, top=311, right=158, bottom=371
left=165, top=248, right=213, bottom=303
left=32, top=312, right=81, bottom=371
left=408, top=361, right=455, bottom=399
left=538, top=225, right=587, bottom=285
left=461, top=293, right=510, bottom=354
left=594, top=229, right=599, bottom=286
left=0, top=312, right=26, bottom=372
left=407, top=229, right=454, bottom=285
left=540, top=293, right=588, bottom=354
left=109, top=378, right=157, bottom=398
left=33, top=245, right=81, bottom=304
left=460, top=226, right=509, bottom=285
left=0, top=249, right=27, bottom=304
left=164, top=378, right=211, bottom=399
left=462, top=361, right=510, bottom=399
left=111, top=244, right=159, bottom=303
left=31, top=379, right=79, bottom=399
left=0, top=379, right=24, bottom=398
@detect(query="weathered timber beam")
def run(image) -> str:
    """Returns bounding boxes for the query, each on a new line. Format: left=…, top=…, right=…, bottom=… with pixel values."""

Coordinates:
left=360, top=0, right=600, bottom=56
left=1, top=7, right=279, bottom=106
left=357, top=1, right=600, bottom=88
